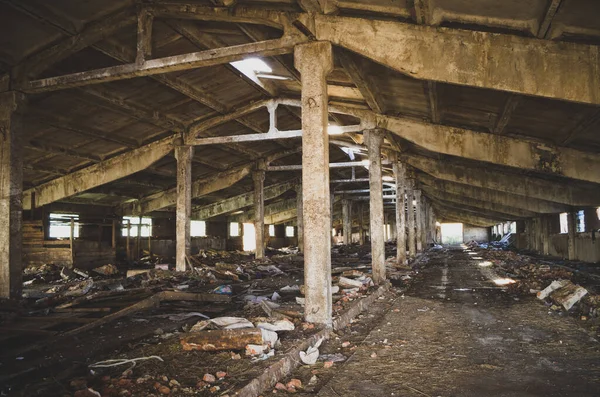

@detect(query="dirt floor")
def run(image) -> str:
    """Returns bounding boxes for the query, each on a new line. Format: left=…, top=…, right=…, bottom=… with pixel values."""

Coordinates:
left=279, top=247, right=600, bottom=397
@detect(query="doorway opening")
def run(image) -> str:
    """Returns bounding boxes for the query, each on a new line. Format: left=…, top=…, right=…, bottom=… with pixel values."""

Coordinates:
left=441, top=223, right=463, bottom=245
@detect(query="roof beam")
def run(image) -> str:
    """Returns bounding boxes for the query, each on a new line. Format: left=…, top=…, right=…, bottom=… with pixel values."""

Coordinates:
left=306, top=14, right=600, bottom=105
left=423, top=186, right=537, bottom=219
left=493, top=95, right=520, bottom=134
left=337, top=50, right=386, bottom=114
left=30, top=109, right=138, bottom=149
left=230, top=198, right=297, bottom=224
left=537, top=0, right=562, bottom=39
left=15, top=8, right=136, bottom=79
left=382, top=113, right=600, bottom=184
left=23, top=136, right=175, bottom=210
left=429, top=196, right=523, bottom=221
left=417, top=173, right=569, bottom=214
left=193, top=179, right=298, bottom=219
left=426, top=81, right=440, bottom=123
left=122, top=164, right=254, bottom=216
left=434, top=208, right=497, bottom=228
left=403, top=154, right=600, bottom=207
left=22, top=35, right=305, bottom=93
left=561, top=108, right=600, bottom=145
left=430, top=199, right=506, bottom=222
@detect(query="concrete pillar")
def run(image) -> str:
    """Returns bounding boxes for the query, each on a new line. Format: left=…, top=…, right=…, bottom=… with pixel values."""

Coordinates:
left=175, top=145, right=193, bottom=272
left=365, top=129, right=385, bottom=284
left=253, top=169, right=265, bottom=259
left=358, top=203, right=365, bottom=245
left=415, top=190, right=423, bottom=253
left=393, top=161, right=407, bottom=265
left=541, top=215, right=550, bottom=256
left=294, top=41, right=333, bottom=325
left=342, top=199, right=352, bottom=245
left=567, top=212, right=576, bottom=260
left=407, top=182, right=416, bottom=258
left=0, top=92, right=25, bottom=299
left=296, top=184, right=304, bottom=253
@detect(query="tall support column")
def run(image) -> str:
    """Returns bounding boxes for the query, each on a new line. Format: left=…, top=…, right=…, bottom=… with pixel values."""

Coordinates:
left=358, top=203, right=365, bottom=245
left=253, top=169, right=266, bottom=259
left=342, top=199, right=352, bottom=245
left=415, top=190, right=423, bottom=253
left=407, top=181, right=416, bottom=258
left=295, top=41, right=333, bottom=325
left=0, top=92, right=25, bottom=299
left=296, top=184, right=304, bottom=253
left=175, top=145, right=193, bottom=272
left=365, top=129, right=385, bottom=284
left=421, top=197, right=428, bottom=249
left=393, top=161, right=407, bottom=265
left=541, top=215, right=550, bottom=256
left=567, top=212, right=576, bottom=260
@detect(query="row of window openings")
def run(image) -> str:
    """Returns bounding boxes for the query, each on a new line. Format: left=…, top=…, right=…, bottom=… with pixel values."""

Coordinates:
left=51, top=209, right=600, bottom=239
left=229, top=223, right=295, bottom=238
left=49, top=214, right=294, bottom=239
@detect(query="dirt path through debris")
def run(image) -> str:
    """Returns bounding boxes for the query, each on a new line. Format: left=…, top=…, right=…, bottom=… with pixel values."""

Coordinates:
left=313, top=247, right=600, bottom=397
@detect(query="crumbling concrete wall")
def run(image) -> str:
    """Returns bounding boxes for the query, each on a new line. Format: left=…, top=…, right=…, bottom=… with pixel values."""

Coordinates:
left=463, top=225, right=489, bottom=243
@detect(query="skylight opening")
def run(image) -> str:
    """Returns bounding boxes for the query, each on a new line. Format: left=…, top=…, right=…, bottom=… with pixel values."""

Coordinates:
left=328, top=124, right=345, bottom=135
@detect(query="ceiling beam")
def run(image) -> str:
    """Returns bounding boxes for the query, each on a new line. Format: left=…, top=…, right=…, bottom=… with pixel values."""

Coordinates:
left=429, top=196, right=524, bottom=221
left=493, top=94, right=520, bottom=134
left=382, top=113, right=600, bottom=185
left=417, top=172, right=569, bottom=214
left=337, top=50, right=386, bottom=114
left=561, top=108, right=600, bottom=145
left=537, top=0, right=562, bottom=39
left=122, top=164, right=254, bottom=216
left=423, top=186, right=537, bottom=219
left=22, top=35, right=305, bottom=93
left=14, top=7, right=136, bottom=79
left=193, top=180, right=297, bottom=219
left=23, top=136, right=175, bottom=210
left=304, top=13, right=600, bottom=105
left=403, top=153, right=600, bottom=207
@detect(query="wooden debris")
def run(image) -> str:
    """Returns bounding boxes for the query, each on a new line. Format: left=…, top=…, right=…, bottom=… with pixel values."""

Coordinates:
left=180, top=328, right=263, bottom=351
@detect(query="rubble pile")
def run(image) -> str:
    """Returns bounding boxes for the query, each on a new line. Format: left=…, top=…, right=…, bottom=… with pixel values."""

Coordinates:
left=472, top=249, right=600, bottom=320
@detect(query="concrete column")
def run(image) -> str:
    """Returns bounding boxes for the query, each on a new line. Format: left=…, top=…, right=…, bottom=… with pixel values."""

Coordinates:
left=567, top=212, right=576, bottom=260
left=365, top=129, right=385, bottom=284
left=253, top=169, right=265, bottom=259
left=0, top=92, right=25, bottom=299
left=407, top=182, right=416, bottom=258
left=393, top=161, right=407, bottom=265
left=296, top=184, right=304, bottom=253
left=294, top=41, right=333, bottom=325
left=541, top=215, right=550, bottom=256
left=175, top=145, right=193, bottom=272
left=421, top=198, right=428, bottom=249
left=414, top=190, right=423, bottom=253
left=342, top=199, right=352, bottom=245
left=358, top=203, right=365, bottom=245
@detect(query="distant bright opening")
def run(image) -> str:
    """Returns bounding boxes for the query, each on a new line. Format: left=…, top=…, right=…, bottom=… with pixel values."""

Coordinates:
left=576, top=210, right=585, bottom=233
left=559, top=213, right=568, bottom=234
left=242, top=223, right=256, bottom=252
left=230, top=222, right=240, bottom=237
left=286, top=226, right=295, bottom=237
left=122, top=216, right=152, bottom=237
left=328, top=124, right=345, bottom=136
left=191, top=220, right=206, bottom=237
left=269, top=224, right=275, bottom=237
left=49, top=213, right=79, bottom=239
left=441, top=223, right=463, bottom=245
